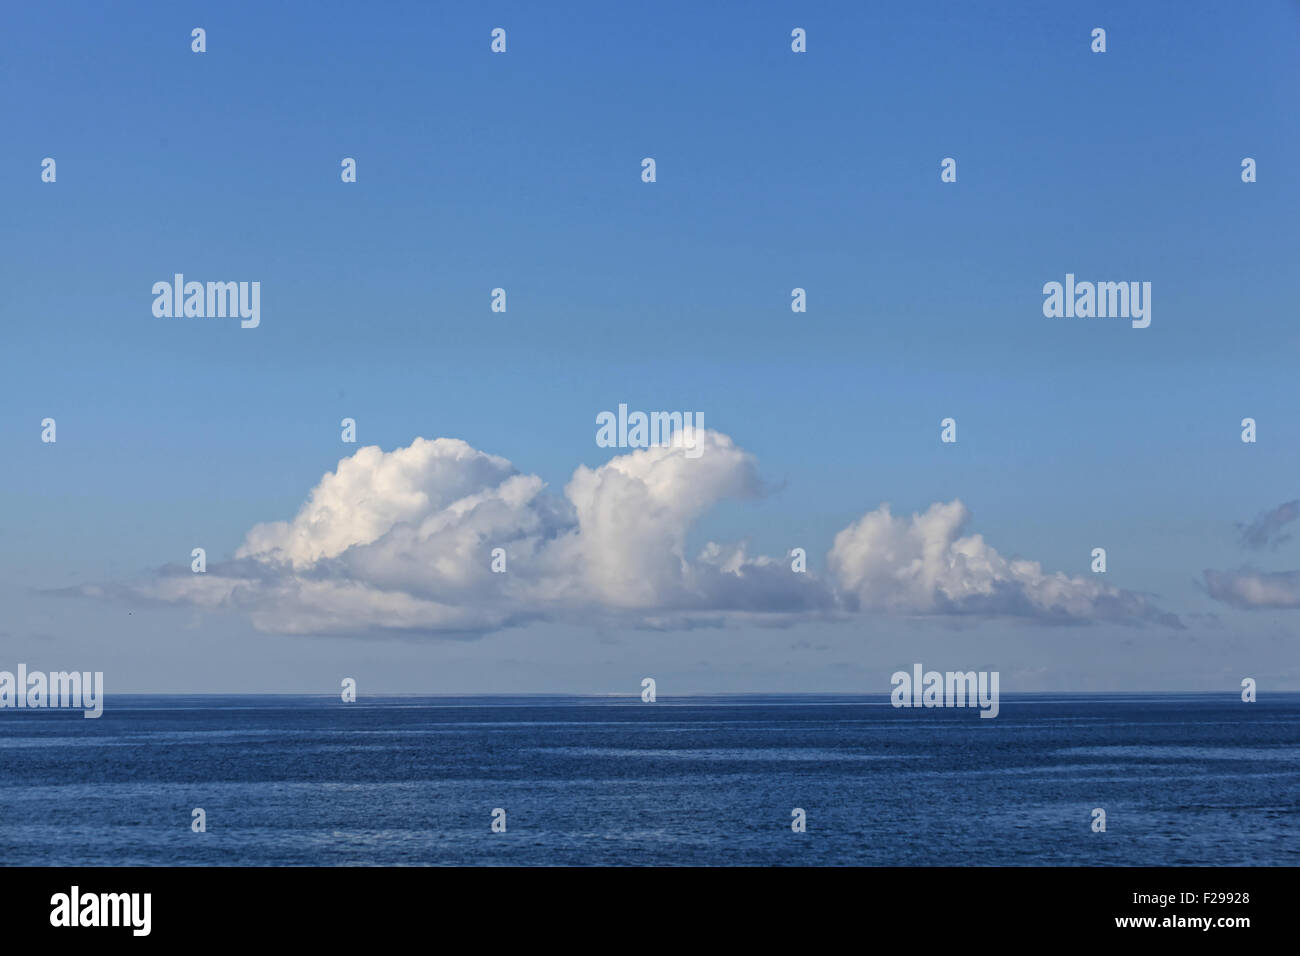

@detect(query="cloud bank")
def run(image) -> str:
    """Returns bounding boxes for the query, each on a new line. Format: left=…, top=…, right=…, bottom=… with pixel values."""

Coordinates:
left=88, top=432, right=1181, bottom=636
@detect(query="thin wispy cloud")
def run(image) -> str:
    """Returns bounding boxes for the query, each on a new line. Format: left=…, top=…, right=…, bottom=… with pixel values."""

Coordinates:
left=1203, top=569, right=1300, bottom=610
left=1236, top=499, right=1300, bottom=551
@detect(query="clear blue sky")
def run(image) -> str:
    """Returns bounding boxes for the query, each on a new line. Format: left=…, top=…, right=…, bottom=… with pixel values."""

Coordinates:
left=2, top=1, right=1298, bottom=692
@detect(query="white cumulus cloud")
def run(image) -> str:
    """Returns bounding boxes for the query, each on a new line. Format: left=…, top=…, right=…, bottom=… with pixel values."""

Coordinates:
left=84, top=432, right=1180, bottom=635
left=828, top=500, right=1181, bottom=627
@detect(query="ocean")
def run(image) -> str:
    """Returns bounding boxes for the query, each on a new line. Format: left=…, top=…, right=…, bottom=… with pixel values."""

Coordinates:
left=2, top=693, right=1297, bottom=866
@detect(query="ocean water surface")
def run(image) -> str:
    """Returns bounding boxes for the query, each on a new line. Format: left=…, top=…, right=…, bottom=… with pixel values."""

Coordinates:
left=1, top=693, right=1296, bottom=866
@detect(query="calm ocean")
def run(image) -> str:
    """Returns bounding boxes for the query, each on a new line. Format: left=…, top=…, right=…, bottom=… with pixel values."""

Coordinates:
left=2, top=694, right=1296, bottom=866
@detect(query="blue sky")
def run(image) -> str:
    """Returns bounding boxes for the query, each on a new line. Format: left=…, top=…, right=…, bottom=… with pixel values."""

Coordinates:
left=2, top=1, right=1298, bottom=692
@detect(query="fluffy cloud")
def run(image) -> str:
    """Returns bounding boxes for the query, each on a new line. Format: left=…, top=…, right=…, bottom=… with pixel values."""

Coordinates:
left=92, top=433, right=1180, bottom=635
left=828, top=500, right=1181, bottom=626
